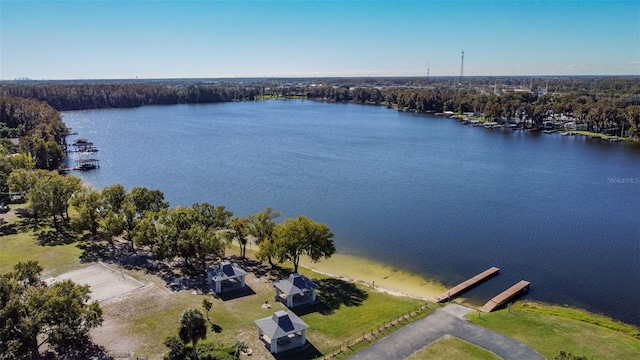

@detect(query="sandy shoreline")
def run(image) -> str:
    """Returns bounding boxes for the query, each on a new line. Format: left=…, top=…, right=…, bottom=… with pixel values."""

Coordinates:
left=230, top=244, right=448, bottom=301
left=296, top=252, right=447, bottom=301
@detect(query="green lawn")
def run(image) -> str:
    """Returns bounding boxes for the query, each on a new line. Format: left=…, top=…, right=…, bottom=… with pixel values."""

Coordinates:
left=406, top=335, right=501, bottom=360
left=0, top=205, right=83, bottom=276
left=0, top=223, right=429, bottom=359
left=115, top=264, right=429, bottom=359
left=0, top=231, right=83, bottom=275
left=467, top=301, right=640, bottom=360
left=3, top=213, right=640, bottom=360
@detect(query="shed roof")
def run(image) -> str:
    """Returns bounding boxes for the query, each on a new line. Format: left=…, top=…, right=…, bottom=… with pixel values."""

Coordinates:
left=207, top=261, right=247, bottom=282
left=254, top=310, right=309, bottom=340
left=274, top=273, right=318, bottom=296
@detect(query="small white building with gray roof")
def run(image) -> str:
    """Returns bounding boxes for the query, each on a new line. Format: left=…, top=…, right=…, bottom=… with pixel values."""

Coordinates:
left=255, top=310, right=309, bottom=354
left=206, top=261, right=247, bottom=294
left=274, top=273, right=319, bottom=308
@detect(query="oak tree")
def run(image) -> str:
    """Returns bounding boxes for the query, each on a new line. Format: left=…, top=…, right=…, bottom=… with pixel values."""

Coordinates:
left=0, top=261, right=103, bottom=359
left=273, top=215, right=336, bottom=273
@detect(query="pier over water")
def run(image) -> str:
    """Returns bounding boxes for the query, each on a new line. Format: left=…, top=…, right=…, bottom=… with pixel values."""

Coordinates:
left=481, top=280, right=531, bottom=312
left=433, top=267, right=500, bottom=303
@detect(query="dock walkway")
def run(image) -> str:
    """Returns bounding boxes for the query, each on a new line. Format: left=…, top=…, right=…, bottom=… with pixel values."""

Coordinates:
left=433, top=267, right=499, bottom=303
left=480, top=280, right=530, bottom=313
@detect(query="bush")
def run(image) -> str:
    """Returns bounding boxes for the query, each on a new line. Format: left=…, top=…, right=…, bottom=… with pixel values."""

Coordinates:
left=164, top=339, right=238, bottom=360
left=555, top=351, right=591, bottom=360
left=163, top=335, right=186, bottom=360
left=196, top=342, right=236, bottom=360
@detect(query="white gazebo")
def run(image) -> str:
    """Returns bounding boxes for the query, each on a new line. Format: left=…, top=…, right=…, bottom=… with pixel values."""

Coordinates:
left=255, top=310, right=309, bottom=354
left=274, top=273, right=318, bottom=308
left=206, top=261, right=247, bottom=294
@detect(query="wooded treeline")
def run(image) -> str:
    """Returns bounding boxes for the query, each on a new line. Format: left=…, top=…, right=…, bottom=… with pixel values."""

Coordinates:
left=0, top=96, right=68, bottom=197
left=0, top=83, right=262, bottom=111
left=2, top=77, right=639, bottom=137
left=2, top=77, right=639, bottom=196
left=305, top=79, right=640, bottom=137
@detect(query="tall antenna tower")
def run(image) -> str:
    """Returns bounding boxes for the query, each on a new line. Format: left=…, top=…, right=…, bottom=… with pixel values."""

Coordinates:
left=427, top=62, right=430, bottom=81
left=459, top=51, right=464, bottom=85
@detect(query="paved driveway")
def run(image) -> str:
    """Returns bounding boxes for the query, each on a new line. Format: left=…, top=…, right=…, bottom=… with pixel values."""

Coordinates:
left=347, top=304, right=543, bottom=360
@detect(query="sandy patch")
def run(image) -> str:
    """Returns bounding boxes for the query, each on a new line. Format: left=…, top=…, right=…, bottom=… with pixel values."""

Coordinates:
left=298, top=253, right=446, bottom=300
left=45, top=262, right=146, bottom=303
left=90, top=282, right=166, bottom=356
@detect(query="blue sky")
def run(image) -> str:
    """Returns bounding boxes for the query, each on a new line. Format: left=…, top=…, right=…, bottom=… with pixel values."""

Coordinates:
left=1, top=0, right=638, bottom=79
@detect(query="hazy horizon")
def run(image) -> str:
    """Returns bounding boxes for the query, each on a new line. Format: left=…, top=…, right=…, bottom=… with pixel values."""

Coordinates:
left=2, top=1, right=638, bottom=80
left=3, top=74, right=640, bottom=83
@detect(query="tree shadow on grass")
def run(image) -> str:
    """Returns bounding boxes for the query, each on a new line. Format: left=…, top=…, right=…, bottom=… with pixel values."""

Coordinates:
left=77, top=239, right=116, bottom=263
left=210, top=322, right=223, bottom=333
left=246, top=264, right=292, bottom=282
left=229, top=255, right=275, bottom=280
left=313, top=278, right=368, bottom=315
left=37, top=228, right=77, bottom=246
left=9, top=208, right=59, bottom=233
left=0, top=221, right=17, bottom=236
left=41, top=342, right=113, bottom=360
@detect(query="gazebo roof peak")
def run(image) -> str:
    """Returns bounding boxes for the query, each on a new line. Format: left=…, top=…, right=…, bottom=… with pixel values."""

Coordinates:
left=255, top=310, right=309, bottom=340
left=274, top=272, right=318, bottom=297
left=272, top=311, right=294, bottom=332
left=221, top=261, right=235, bottom=276
left=207, top=261, right=247, bottom=281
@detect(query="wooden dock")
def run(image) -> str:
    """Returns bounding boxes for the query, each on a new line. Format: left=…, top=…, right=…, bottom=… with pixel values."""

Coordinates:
left=433, top=267, right=500, bottom=303
left=480, top=280, right=530, bottom=313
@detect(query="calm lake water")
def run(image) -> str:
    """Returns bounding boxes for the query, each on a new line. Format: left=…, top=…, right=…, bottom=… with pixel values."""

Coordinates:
left=62, top=100, right=640, bottom=326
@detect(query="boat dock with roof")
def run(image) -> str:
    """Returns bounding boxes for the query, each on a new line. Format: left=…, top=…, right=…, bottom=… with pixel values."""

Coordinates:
left=74, top=158, right=100, bottom=170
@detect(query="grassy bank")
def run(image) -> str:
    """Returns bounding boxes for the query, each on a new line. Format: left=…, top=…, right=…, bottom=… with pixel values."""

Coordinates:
left=0, top=231, right=83, bottom=276
left=467, top=301, right=640, bottom=359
